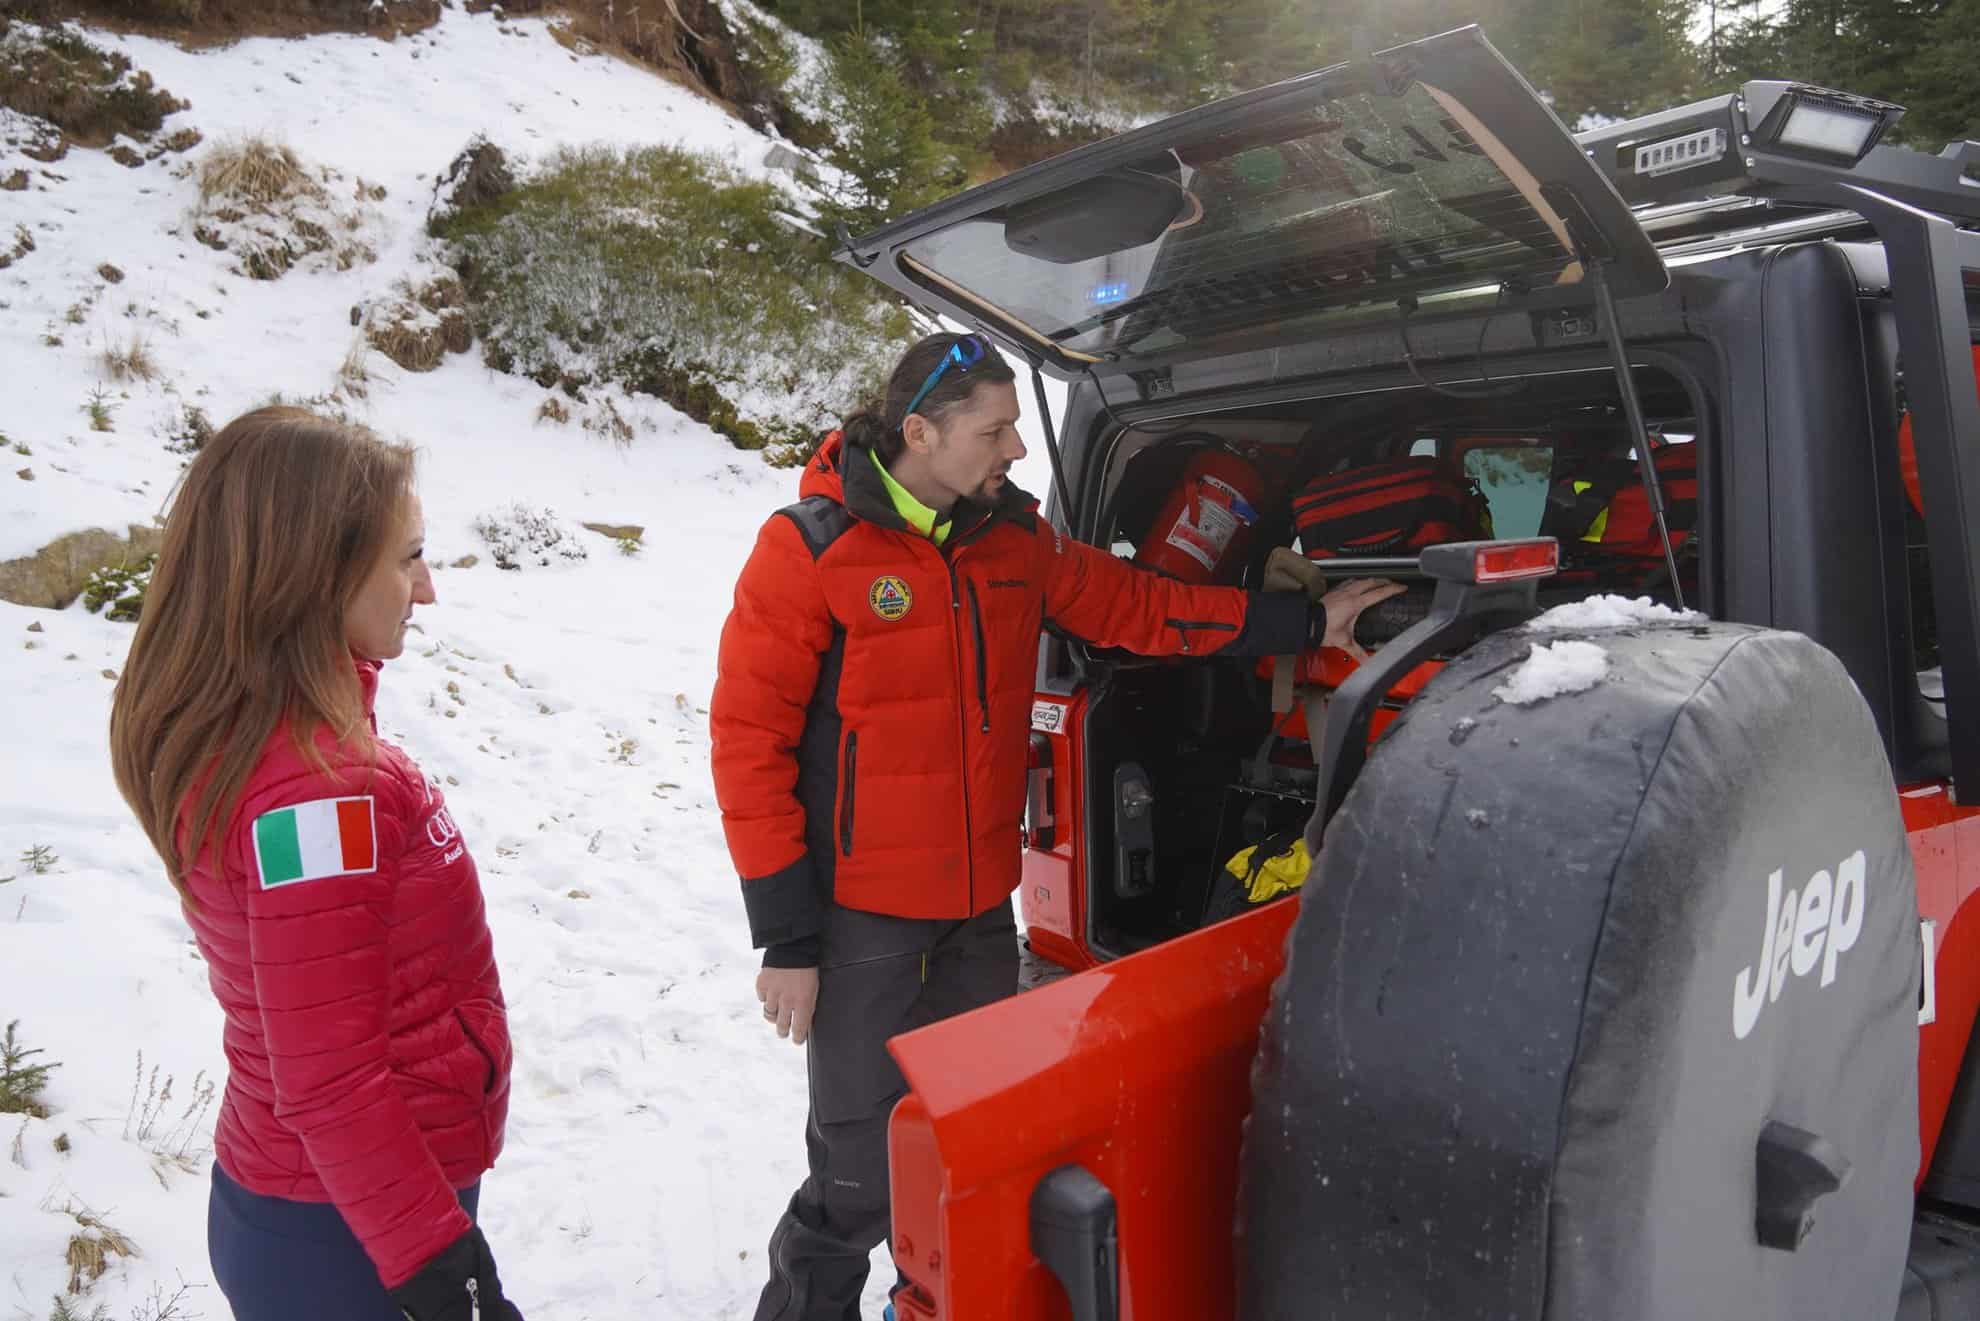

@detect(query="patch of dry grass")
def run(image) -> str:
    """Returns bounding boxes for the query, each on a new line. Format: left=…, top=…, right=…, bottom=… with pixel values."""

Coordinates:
left=101, top=330, right=156, bottom=382
left=197, top=136, right=314, bottom=206
left=190, top=136, right=378, bottom=280
left=363, top=275, right=470, bottom=372
left=51, top=1201, right=138, bottom=1294
left=337, top=337, right=372, bottom=399
left=365, top=313, right=445, bottom=372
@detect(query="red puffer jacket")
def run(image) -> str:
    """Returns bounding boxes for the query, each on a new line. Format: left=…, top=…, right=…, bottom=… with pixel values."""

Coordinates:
left=182, top=659, right=511, bottom=1289
left=710, top=431, right=1311, bottom=951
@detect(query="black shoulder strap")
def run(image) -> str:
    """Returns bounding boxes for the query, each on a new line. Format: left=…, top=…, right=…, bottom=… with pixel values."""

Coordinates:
left=777, top=495, right=854, bottom=561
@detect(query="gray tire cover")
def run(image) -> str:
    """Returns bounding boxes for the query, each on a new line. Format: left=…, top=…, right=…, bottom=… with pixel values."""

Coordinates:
left=1239, top=620, right=1919, bottom=1321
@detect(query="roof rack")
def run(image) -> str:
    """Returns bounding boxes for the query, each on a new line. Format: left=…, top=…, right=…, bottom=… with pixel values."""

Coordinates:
left=1573, top=82, right=1980, bottom=252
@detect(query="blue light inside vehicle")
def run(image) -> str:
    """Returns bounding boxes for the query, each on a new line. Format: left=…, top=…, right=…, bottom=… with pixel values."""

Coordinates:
left=1087, top=281, right=1130, bottom=306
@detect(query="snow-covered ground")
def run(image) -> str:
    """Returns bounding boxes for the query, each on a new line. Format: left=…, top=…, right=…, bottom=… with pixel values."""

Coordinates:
left=0, top=9, right=1060, bottom=1318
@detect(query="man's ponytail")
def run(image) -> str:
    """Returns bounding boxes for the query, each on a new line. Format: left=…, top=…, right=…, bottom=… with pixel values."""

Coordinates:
left=840, top=408, right=900, bottom=463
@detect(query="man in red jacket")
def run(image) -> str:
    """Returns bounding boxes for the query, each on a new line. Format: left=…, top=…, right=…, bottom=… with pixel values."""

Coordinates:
left=711, top=333, right=1394, bottom=1320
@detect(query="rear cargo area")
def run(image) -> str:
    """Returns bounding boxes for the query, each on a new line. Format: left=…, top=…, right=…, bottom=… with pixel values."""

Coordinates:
left=1069, top=364, right=1704, bottom=957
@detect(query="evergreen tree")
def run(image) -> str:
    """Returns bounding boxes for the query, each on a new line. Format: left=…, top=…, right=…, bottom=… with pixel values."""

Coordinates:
left=758, top=0, right=1974, bottom=189
left=1717, top=0, right=1979, bottom=147
left=1912, top=0, right=1980, bottom=145
left=812, top=30, right=966, bottom=235
left=1521, top=0, right=1703, bottom=124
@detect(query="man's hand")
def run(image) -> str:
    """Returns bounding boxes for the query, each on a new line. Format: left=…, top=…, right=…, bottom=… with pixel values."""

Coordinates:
left=1263, top=547, right=1406, bottom=661
left=756, top=966, right=819, bottom=1045
left=1317, top=577, right=1408, bottom=661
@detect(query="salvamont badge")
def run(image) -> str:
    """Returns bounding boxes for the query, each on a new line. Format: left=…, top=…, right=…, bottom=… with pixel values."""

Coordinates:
left=869, top=576, right=913, bottom=622
left=1732, top=849, right=1866, bottom=1040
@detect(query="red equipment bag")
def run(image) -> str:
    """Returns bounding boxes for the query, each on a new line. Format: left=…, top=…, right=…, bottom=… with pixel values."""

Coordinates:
left=1292, top=457, right=1485, bottom=559
left=1563, top=440, right=1697, bottom=559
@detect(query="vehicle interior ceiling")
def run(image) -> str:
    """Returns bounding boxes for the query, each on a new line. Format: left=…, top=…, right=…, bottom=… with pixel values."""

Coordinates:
left=1079, top=365, right=1706, bottom=957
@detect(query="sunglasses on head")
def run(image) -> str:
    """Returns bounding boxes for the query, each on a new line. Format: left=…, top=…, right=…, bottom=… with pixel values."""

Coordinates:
left=902, top=336, right=988, bottom=420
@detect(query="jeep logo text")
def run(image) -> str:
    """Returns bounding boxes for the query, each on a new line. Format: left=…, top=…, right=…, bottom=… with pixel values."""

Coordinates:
left=1732, top=850, right=1866, bottom=1040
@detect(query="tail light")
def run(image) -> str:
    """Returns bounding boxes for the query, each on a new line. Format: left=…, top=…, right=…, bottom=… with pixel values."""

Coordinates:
left=1419, top=537, right=1560, bottom=585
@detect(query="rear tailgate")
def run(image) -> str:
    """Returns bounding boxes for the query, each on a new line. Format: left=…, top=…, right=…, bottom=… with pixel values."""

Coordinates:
left=886, top=900, right=1299, bottom=1320
left=838, top=25, right=1664, bottom=384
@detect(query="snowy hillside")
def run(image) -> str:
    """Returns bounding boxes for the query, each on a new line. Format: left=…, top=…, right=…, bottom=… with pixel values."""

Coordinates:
left=0, top=9, right=1056, bottom=1318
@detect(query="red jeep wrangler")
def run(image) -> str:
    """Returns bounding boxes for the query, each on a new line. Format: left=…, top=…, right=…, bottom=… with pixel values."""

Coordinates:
left=838, top=28, right=1980, bottom=1320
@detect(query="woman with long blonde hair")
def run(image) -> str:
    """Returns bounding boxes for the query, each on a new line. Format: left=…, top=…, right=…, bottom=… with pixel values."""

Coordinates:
left=110, top=407, right=525, bottom=1321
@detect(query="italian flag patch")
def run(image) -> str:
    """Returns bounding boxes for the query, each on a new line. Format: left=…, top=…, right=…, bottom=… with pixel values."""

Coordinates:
left=253, top=797, right=377, bottom=889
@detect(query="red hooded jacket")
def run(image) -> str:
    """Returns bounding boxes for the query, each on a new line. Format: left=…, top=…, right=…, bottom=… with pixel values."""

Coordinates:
left=182, top=660, right=510, bottom=1288
left=710, top=432, right=1312, bottom=955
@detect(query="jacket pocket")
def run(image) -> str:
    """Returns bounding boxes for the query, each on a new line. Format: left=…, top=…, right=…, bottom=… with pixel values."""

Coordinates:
left=839, top=731, right=858, bottom=857
left=1164, top=617, right=1238, bottom=654
left=453, top=1000, right=510, bottom=1098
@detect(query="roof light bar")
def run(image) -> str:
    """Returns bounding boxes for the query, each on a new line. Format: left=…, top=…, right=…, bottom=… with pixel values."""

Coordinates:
left=1743, top=81, right=1904, bottom=166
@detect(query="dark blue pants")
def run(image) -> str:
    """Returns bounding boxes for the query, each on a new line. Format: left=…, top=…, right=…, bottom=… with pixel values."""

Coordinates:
left=208, top=1161, right=480, bottom=1321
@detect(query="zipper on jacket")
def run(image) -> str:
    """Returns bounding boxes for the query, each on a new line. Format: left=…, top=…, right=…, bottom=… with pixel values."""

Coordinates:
left=1164, top=618, right=1238, bottom=654
left=965, top=579, right=990, bottom=734
left=942, top=553, right=978, bottom=915
left=467, top=1278, right=481, bottom=1321
left=839, top=731, right=858, bottom=856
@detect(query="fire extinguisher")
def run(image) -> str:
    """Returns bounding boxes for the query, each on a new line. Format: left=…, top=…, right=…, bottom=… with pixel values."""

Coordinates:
left=1133, top=445, right=1266, bottom=585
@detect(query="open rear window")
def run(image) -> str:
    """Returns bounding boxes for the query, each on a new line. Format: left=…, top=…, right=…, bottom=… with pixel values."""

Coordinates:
left=902, top=83, right=1581, bottom=362
left=844, top=28, right=1664, bottom=376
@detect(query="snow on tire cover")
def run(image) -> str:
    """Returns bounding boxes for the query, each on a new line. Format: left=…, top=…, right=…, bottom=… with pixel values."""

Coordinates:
left=1239, top=621, right=1919, bottom=1321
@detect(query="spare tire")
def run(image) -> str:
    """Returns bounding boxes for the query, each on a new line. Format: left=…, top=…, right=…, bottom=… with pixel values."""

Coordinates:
left=1239, top=619, right=1920, bottom=1321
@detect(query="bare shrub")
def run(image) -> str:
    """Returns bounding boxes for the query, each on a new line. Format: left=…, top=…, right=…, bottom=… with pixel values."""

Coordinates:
left=580, top=395, right=634, bottom=446
left=337, top=338, right=372, bottom=399
left=124, top=1051, right=218, bottom=1175
left=160, top=401, right=212, bottom=454
left=102, top=330, right=156, bottom=382
left=473, top=503, right=589, bottom=571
